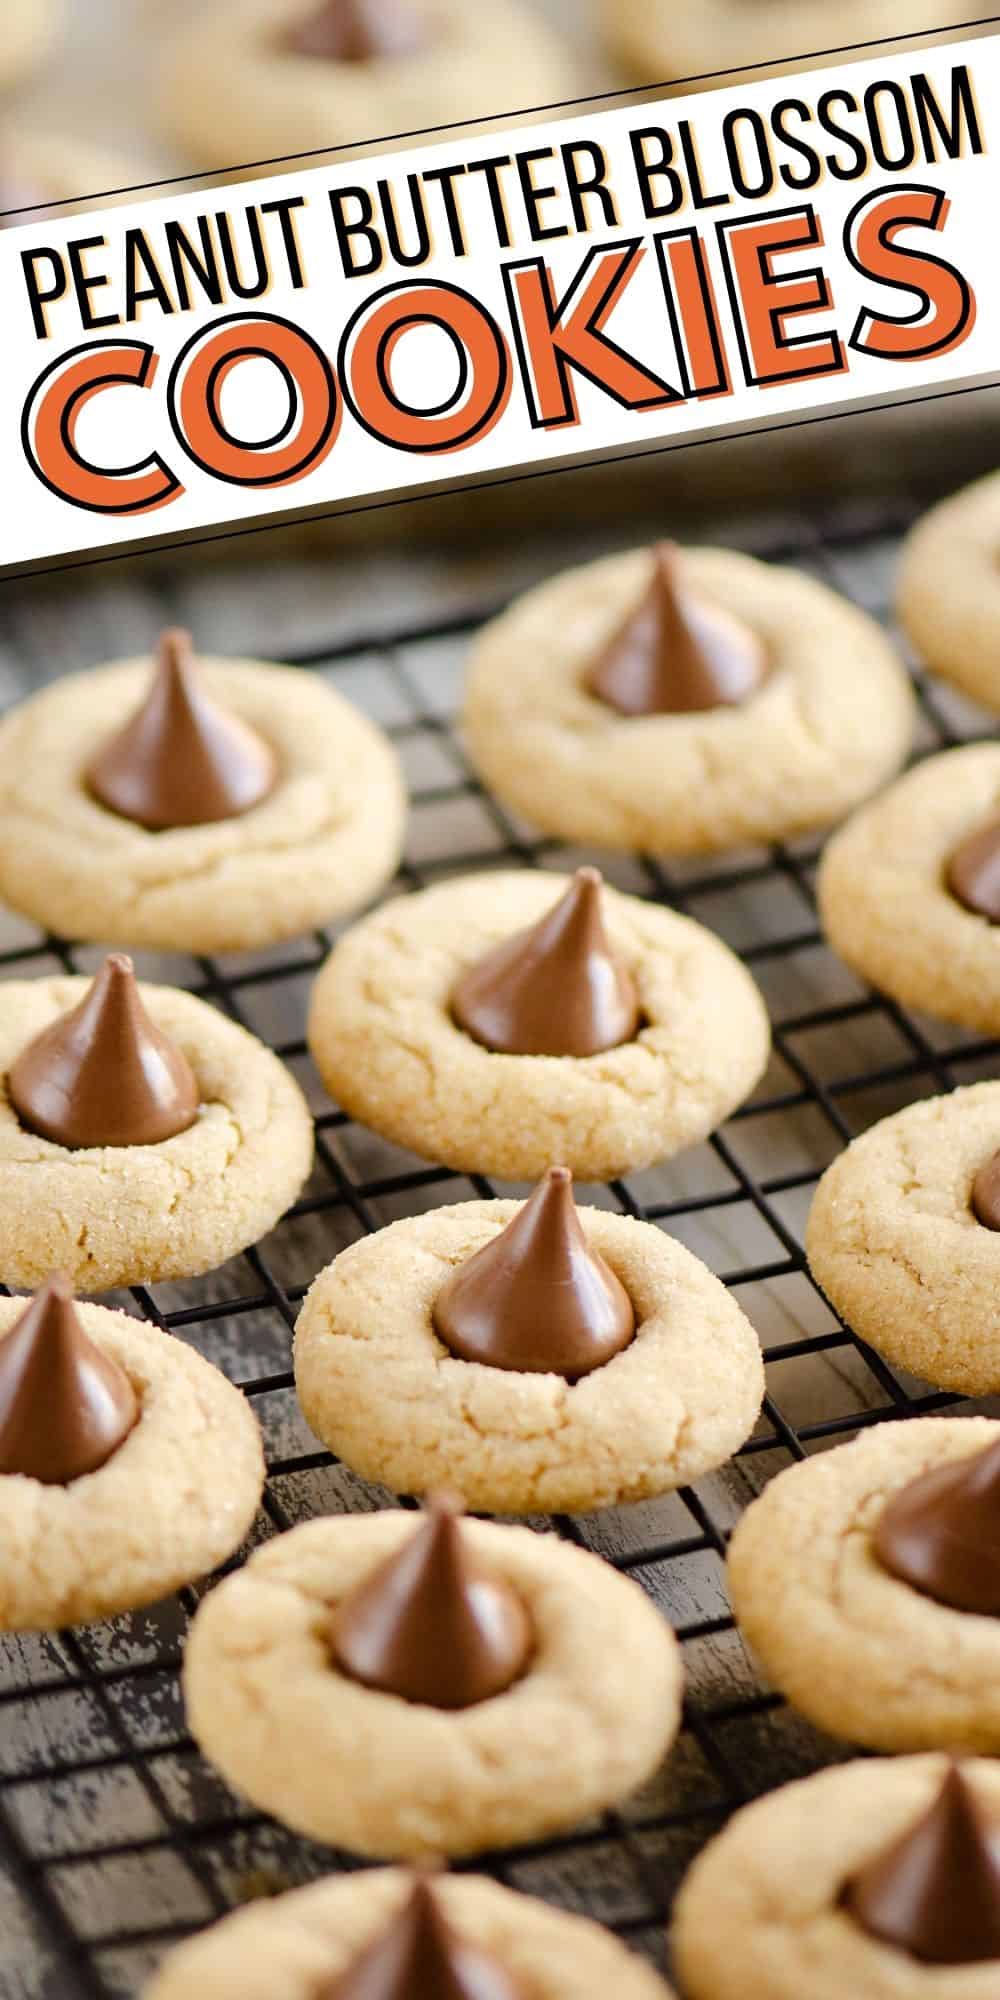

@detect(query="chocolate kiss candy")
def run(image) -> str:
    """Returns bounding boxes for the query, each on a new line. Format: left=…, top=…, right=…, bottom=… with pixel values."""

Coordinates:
left=947, top=815, right=1000, bottom=923
left=588, top=541, right=765, bottom=717
left=434, top=1167, right=635, bottom=1378
left=8, top=954, right=200, bottom=1150
left=973, top=1150, right=1000, bottom=1232
left=0, top=1276, right=138, bottom=1484
left=452, top=868, right=640, bottom=1058
left=331, top=1492, right=533, bottom=1710
left=321, top=1876, right=526, bottom=2000
left=843, top=1764, right=1000, bottom=1965
left=284, top=0, right=426, bottom=61
left=87, top=628, right=275, bottom=831
left=874, top=1439, right=1000, bottom=1614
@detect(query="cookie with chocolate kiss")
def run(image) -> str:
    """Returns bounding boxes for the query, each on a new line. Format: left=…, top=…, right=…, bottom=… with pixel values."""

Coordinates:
left=331, top=1493, right=533, bottom=1709
left=452, top=868, right=640, bottom=1058
left=947, top=813, right=1000, bottom=923
left=875, top=1437, right=1000, bottom=1616
left=588, top=541, right=766, bottom=718
left=0, top=1276, right=137, bottom=1485
left=434, top=1166, right=634, bottom=1378
left=87, top=628, right=276, bottom=832
left=321, top=1875, right=526, bottom=2000
left=844, top=1762, right=1000, bottom=1965
left=284, top=0, right=427, bottom=60
left=8, top=954, right=199, bottom=1151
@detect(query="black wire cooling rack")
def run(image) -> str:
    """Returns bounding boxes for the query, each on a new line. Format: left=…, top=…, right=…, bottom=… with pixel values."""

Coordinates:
left=0, top=482, right=998, bottom=2000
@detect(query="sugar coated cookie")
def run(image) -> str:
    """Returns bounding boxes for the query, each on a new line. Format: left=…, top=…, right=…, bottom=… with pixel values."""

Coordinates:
left=294, top=1182, right=764, bottom=1512
left=807, top=1082, right=1000, bottom=1395
left=818, top=743, right=1000, bottom=1033
left=0, top=630, right=405, bottom=953
left=307, top=867, right=771, bottom=1181
left=146, top=1866, right=674, bottom=2000
left=674, top=1754, right=1000, bottom=2000
left=728, top=1417, right=1000, bottom=1753
left=183, top=1507, right=682, bottom=1856
left=0, top=1281, right=264, bottom=1629
left=0, top=957, right=313, bottom=1290
left=463, top=544, right=913, bottom=855
left=898, top=471, right=1000, bottom=710
left=160, top=0, right=580, bottom=168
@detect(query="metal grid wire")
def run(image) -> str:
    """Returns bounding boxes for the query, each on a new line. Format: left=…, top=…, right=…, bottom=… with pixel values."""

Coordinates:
left=0, top=483, right=997, bottom=1999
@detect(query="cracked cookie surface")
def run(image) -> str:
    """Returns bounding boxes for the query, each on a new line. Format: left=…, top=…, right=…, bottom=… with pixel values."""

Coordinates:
left=898, top=471, right=1000, bottom=710
left=818, top=744, right=1000, bottom=1032
left=0, top=975, right=313, bottom=1289
left=728, top=1418, right=1000, bottom=1753
left=183, top=1510, right=683, bottom=1856
left=462, top=549, right=913, bottom=855
left=0, top=1298, right=264, bottom=1629
left=160, top=0, right=580, bottom=166
left=0, top=657, right=405, bottom=952
left=306, top=870, right=771, bottom=1181
left=673, top=1753, right=1000, bottom=2000
left=294, top=1197, right=764, bottom=1512
left=807, top=1084, right=1000, bottom=1395
left=146, top=1864, right=674, bottom=2000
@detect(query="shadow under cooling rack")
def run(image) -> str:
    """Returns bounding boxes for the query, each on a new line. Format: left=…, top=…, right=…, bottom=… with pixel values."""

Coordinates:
left=0, top=484, right=997, bottom=2000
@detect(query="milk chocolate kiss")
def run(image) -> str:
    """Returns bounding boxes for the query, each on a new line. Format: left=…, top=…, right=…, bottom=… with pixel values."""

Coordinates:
left=452, top=869, right=640, bottom=1058
left=434, top=1167, right=635, bottom=1378
left=973, top=1150, right=1000, bottom=1232
left=843, top=1764, right=1000, bottom=1966
left=0, top=1277, right=138, bottom=1485
left=8, top=954, right=200, bottom=1151
left=330, top=1493, right=533, bottom=1710
left=587, top=542, right=766, bottom=717
left=284, top=0, right=426, bottom=61
left=947, top=815, right=1000, bottom=923
left=875, top=1439, right=1000, bottom=1615
left=320, top=1876, right=526, bottom=2000
left=87, top=629, right=276, bottom=831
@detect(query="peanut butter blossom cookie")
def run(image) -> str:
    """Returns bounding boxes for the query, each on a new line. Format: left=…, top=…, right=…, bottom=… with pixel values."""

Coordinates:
left=674, top=1755, right=1000, bottom=2000
left=897, top=471, right=1000, bottom=711
left=462, top=543, right=913, bottom=854
left=807, top=1082, right=1000, bottom=1395
left=819, top=743, right=1000, bottom=1033
left=183, top=1496, right=682, bottom=1856
left=728, top=1417, right=1000, bottom=1753
left=294, top=1168, right=764, bottom=1512
left=160, top=0, right=580, bottom=167
left=0, top=954, right=313, bottom=1289
left=0, top=628, right=405, bottom=953
left=146, top=1867, right=674, bottom=2000
left=307, top=866, right=770, bottom=1180
left=0, top=1277, right=264, bottom=1628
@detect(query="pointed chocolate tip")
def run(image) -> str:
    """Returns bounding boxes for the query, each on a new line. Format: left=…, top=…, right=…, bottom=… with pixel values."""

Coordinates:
left=844, top=1761, right=1000, bottom=1966
left=331, top=1495, right=533, bottom=1711
left=433, top=1167, right=635, bottom=1379
left=452, top=872, right=640, bottom=1058
left=283, top=0, right=427, bottom=63
left=947, top=816, right=1000, bottom=924
left=8, top=953, right=200, bottom=1151
left=875, top=1439, right=1000, bottom=1615
left=587, top=541, right=766, bottom=718
left=87, top=627, right=276, bottom=832
left=0, top=1277, right=138, bottom=1485
left=321, top=1871, right=527, bottom=2000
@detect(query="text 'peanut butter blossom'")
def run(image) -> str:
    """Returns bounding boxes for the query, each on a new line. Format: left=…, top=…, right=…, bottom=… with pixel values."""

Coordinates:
left=452, top=868, right=640, bottom=1057
left=320, top=1876, right=526, bottom=2000
left=434, top=1166, right=635, bottom=1377
left=874, top=1439, right=1000, bottom=1615
left=0, top=1277, right=138, bottom=1485
left=587, top=542, right=766, bottom=718
left=843, top=1764, right=1000, bottom=1965
left=87, top=628, right=276, bottom=831
left=973, top=1149, right=1000, bottom=1232
left=284, top=0, right=427, bottom=61
left=8, top=954, right=200, bottom=1150
left=947, top=815, right=1000, bottom=924
left=330, top=1492, right=533, bottom=1709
